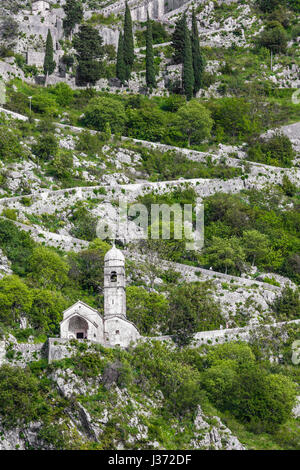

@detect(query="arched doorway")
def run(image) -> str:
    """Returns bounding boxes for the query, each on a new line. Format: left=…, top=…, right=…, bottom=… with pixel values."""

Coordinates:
left=68, top=316, right=88, bottom=339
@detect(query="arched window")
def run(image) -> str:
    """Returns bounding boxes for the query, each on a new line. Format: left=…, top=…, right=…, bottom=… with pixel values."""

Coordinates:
left=110, top=271, right=117, bottom=282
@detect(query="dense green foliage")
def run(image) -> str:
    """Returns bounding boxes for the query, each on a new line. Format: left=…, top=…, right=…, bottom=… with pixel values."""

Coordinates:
left=202, top=190, right=300, bottom=279
left=168, top=283, right=224, bottom=346
left=201, top=343, right=297, bottom=432
left=0, top=365, right=44, bottom=428
left=247, top=132, right=295, bottom=167
left=82, top=96, right=126, bottom=134
left=63, top=0, right=83, bottom=37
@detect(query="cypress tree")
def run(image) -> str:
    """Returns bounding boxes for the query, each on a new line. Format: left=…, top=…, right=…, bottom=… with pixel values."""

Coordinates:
left=191, top=8, right=205, bottom=95
left=145, top=12, right=156, bottom=91
left=116, top=31, right=126, bottom=84
left=123, top=1, right=134, bottom=80
left=43, top=29, right=56, bottom=77
left=171, top=12, right=187, bottom=64
left=73, top=24, right=103, bottom=86
left=182, top=23, right=194, bottom=101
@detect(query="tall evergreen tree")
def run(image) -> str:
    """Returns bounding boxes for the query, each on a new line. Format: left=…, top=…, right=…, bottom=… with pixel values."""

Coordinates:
left=171, top=12, right=187, bottom=64
left=116, top=31, right=126, bottom=84
left=43, top=29, right=56, bottom=78
left=182, top=23, right=194, bottom=101
left=123, top=1, right=134, bottom=80
left=191, top=8, right=205, bottom=95
left=73, top=25, right=103, bottom=86
left=63, top=0, right=83, bottom=37
left=145, top=12, right=156, bottom=90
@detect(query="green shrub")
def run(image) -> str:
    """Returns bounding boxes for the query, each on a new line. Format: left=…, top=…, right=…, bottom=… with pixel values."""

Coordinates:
left=32, top=133, right=58, bottom=161
left=272, top=287, right=300, bottom=320
left=82, top=96, right=126, bottom=134
left=256, top=24, right=288, bottom=53
left=0, top=365, right=45, bottom=429
left=247, top=133, right=295, bottom=167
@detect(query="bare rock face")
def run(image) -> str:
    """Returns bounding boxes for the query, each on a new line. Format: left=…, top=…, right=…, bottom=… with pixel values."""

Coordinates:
left=0, top=248, right=13, bottom=279
left=0, top=420, right=44, bottom=450
left=190, top=406, right=245, bottom=450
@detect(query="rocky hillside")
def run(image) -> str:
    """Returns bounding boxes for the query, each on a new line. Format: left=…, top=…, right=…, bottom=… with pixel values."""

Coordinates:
left=0, top=0, right=299, bottom=452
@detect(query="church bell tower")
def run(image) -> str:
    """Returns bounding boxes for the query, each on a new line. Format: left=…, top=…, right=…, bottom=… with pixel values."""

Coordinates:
left=104, top=244, right=126, bottom=319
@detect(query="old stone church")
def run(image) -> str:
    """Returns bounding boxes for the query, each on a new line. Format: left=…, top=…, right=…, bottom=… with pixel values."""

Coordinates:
left=59, top=245, right=140, bottom=348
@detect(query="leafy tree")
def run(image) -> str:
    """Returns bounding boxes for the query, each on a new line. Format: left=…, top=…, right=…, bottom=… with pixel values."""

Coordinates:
left=233, top=366, right=296, bottom=431
left=32, top=133, right=58, bottom=161
left=191, top=8, right=205, bottom=95
left=145, top=12, right=156, bottom=90
left=123, top=1, right=134, bottom=80
left=282, top=253, right=300, bottom=284
left=0, top=125, right=28, bottom=161
left=27, top=247, right=69, bottom=289
left=116, top=31, right=126, bottom=84
left=73, top=25, right=103, bottom=86
left=126, top=104, right=167, bottom=141
left=43, top=29, right=56, bottom=78
left=30, top=289, right=68, bottom=333
left=168, top=282, right=224, bottom=346
left=256, top=0, right=281, bottom=13
left=0, top=275, right=33, bottom=324
left=70, top=203, right=98, bottom=241
left=31, top=93, right=58, bottom=116
left=50, top=82, right=74, bottom=107
left=205, top=343, right=256, bottom=367
left=50, top=151, right=73, bottom=180
left=204, top=236, right=246, bottom=275
left=0, top=17, right=19, bottom=50
left=209, top=97, right=260, bottom=140
left=82, top=96, right=126, bottom=134
left=242, top=229, right=270, bottom=266
left=202, top=348, right=297, bottom=431
left=68, top=246, right=108, bottom=293
left=176, top=100, right=213, bottom=146
left=272, top=287, right=300, bottom=320
left=126, top=286, right=168, bottom=334
left=182, top=21, right=194, bottom=100
left=63, top=0, right=83, bottom=37
left=0, top=220, right=35, bottom=276
left=281, top=175, right=297, bottom=197
left=247, top=133, right=295, bottom=167
left=257, top=23, right=288, bottom=53
left=132, top=342, right=202, bottom=416
left=0, top=365, right=43, bottom=429
left=171, top=12, right=187, bottom=64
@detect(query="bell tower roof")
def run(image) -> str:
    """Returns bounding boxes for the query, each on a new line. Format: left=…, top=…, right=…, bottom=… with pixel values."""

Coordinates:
left=104, top=244, right=125, bottom=264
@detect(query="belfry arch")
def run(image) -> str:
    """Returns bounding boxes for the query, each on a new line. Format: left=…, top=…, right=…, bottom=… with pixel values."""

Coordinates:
left=68, top=315, right=88, bottom=339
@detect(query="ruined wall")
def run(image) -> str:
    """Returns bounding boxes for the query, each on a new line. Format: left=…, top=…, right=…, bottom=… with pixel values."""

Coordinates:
left=26, top=50, right=64, bottom=68
left=100, top=0, right=191, bottom=19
